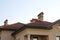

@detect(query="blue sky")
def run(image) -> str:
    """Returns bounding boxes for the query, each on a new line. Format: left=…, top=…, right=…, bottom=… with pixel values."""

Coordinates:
left=0, top=0, right=60, bottom=25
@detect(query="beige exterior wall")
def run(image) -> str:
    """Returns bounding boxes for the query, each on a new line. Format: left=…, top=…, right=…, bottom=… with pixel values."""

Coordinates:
left=15, top=22, right=60, bottom=40
left=15, top=29, right=28, bottom=40
left=1, top=30, right=14, bottom=40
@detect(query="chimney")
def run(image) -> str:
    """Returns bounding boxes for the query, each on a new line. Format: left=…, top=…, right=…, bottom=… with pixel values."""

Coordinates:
left=37, top=12, right=44, bottom=21
left=4, top=19, right=8, bottom=26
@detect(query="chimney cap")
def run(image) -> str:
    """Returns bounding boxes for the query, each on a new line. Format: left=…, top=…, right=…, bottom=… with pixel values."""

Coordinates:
left=38, top=12, right=44, bottom=16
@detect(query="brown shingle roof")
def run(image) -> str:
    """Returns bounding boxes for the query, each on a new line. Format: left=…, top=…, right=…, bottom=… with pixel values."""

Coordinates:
left=0, top=22, right=24, bottom=31
left=25, top=20, right=52, bottom=29
left=27, top=21, right=52, bottom=27
left=48, top=19, right=60, bottom=27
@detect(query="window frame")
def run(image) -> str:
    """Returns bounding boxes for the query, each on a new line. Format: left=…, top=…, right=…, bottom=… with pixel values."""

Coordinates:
left=33, top=37, right=38, bottom=40
left=58, top=25, right=60, bottom=28
left=56, top=36, right=60, bottom=40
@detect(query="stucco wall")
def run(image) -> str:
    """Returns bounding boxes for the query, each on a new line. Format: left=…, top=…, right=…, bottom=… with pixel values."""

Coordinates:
left=1, top=30, right=14, bottom=40
left=15, top=29, right=28, bottom=40
left=15, top=22, right=60, bottom=40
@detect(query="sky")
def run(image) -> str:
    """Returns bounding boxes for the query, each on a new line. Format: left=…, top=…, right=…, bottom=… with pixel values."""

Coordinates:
left=0, top=0, right=60, bottom=25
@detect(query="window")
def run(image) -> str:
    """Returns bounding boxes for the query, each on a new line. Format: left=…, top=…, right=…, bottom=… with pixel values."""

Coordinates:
left=33, top=37, right=38, bottom=40
left=58, top=25, right=60, bottom=28
left=56, top=36, right=60, bottom=40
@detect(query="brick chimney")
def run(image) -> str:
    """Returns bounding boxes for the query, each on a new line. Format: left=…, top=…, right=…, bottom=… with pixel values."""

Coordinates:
left=37, top=12, right=44, bottom=21
left=4, top=19, right=8, bottom=26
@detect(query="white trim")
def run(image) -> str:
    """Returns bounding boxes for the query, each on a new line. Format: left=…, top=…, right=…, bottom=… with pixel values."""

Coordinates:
left=28, top=34, right=30, bottom=40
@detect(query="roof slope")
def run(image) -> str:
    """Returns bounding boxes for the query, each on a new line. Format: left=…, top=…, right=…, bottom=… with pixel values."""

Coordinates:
left=49, top=19, right=60, bottom=27
left=26, top=20, right=52, bottom=29
left=0, top=22, right=24, bottom=31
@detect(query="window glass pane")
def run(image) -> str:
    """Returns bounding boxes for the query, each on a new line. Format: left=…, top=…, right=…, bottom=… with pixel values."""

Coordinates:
left=33, top=38, right=37, bottom=40
left=56, top=37, right=59, bottom=40
left=33, top=38, right=38, bottom=40
left=58, top=26, right=60, bottom=28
